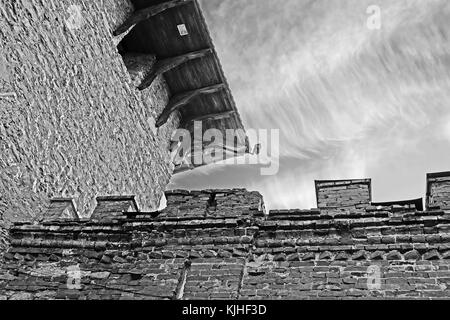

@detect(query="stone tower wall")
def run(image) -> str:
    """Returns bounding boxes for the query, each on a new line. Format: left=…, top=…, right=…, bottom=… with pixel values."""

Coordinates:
left=0, top=0, right=178, bottom=224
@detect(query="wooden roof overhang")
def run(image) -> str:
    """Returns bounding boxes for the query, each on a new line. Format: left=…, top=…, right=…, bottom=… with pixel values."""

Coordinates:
left=116, top=0, right=250, bottom=173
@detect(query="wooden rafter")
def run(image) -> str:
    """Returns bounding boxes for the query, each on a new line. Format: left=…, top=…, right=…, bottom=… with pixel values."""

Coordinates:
left=183, top=110, right=236, bottom=123
left=113, top=0, right=194, bottom=36
left=156, top=83, right=226, bottom=127
left=138, top=48, right=212, bottom=90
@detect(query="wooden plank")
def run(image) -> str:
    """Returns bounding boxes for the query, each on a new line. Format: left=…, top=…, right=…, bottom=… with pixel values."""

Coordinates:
left=113, top=24, right=135, bottom=46
left=157, top=83, right=225, bottom=127
left=113, top=0, right=194, bottom=36
left=183, top=110, right=236, bottom=123
left=138, top=48, right=212, bottom=90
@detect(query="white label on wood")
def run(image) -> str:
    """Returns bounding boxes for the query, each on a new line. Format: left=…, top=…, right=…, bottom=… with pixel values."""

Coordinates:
left=177, top=24, right=188, bottom=36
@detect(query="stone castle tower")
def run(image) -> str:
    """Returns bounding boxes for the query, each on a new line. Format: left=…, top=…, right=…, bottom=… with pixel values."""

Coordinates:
left=0, top=0, right=249, bottom=226
left=1, top=0, right=450, bottom=300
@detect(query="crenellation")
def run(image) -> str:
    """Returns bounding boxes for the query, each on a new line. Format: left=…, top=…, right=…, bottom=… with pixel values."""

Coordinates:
left=91, top=196, right=139, bottom=222
left=315, top=179, right=372, bottom=211
left=44, top=198, right=79, bottom=222
left=1, top=173, right=450, bottom=299
left=427, top=172, right=450, bottom=211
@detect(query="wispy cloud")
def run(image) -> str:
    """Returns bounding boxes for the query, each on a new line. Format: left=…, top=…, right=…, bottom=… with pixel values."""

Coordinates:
left=171, top=0, right=450, bottom=210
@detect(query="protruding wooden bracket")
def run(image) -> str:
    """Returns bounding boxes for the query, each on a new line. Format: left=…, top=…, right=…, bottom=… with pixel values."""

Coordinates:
left=138, top=48, right=212, bottom=90
left=157, top=83, right=226, bottom=127
left=113, top=24, right=135, bottom=46
left=113, top=0, right=194, bottom=36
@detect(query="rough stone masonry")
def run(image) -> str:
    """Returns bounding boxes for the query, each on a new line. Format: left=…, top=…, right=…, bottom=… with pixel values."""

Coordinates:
left=0, top=0, right=179, bottom=226
left=1, top=173, right=450, bottom=300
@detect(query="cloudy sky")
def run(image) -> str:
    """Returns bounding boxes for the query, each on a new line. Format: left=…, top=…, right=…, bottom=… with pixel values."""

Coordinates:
left=169, top=0, right=450, bottom=210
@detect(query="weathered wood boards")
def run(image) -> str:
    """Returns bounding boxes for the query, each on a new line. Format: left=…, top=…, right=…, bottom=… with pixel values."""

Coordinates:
left=156, top=83, right=225, bottom=127
left=138, top=48, right=212, bottom=90
left=117, top=0, right=245, bottom=131
left=115, top=0, right=249, bottom=167
left=114, top=0, right=194, bottom=36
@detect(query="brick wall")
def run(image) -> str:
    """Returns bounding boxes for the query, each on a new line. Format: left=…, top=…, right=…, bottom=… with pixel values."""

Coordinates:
left=1, top=181, right=450, bottom=300
left=0, top=0, right=177, bottom=224
left=243, top=206, right=450, bottom=299
left=163, top=189, right=265, bottom=218
left=315, top=179, right=372, bottom=211
left=427, top=172, right=450, bottom=210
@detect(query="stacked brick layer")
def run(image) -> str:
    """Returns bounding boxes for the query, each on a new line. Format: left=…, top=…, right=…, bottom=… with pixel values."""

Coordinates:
left=1, top=189, right=450, bottom=300
left=316, top=180, right=371, bottom=210
left=428, top=176, right=450, bottom=210
left=0, top=0, right=177, bottom=224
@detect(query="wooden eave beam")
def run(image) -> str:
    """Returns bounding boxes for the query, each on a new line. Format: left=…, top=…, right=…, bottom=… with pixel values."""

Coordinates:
left=156, top=83, right=226, bottom=127
left=138, top=48, right=212, bottom=90
left=113, top=0, right=194, bottom=36
left=183, top=110, right=236, bottom=123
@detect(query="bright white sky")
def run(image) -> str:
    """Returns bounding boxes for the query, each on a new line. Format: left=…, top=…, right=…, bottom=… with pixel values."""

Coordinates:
left=169, top=0, right=450, bottom=210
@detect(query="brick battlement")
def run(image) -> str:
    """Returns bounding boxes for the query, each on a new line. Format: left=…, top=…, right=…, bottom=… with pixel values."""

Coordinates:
left=427, top=172, right=450, bottom=210
left=315, top=179, right=372, bottom=210
left=1, top=172, right=450, bottom=300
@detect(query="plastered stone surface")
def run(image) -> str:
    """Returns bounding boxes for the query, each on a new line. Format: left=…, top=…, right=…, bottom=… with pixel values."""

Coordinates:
left=0, top=0, right=178, bottom=224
